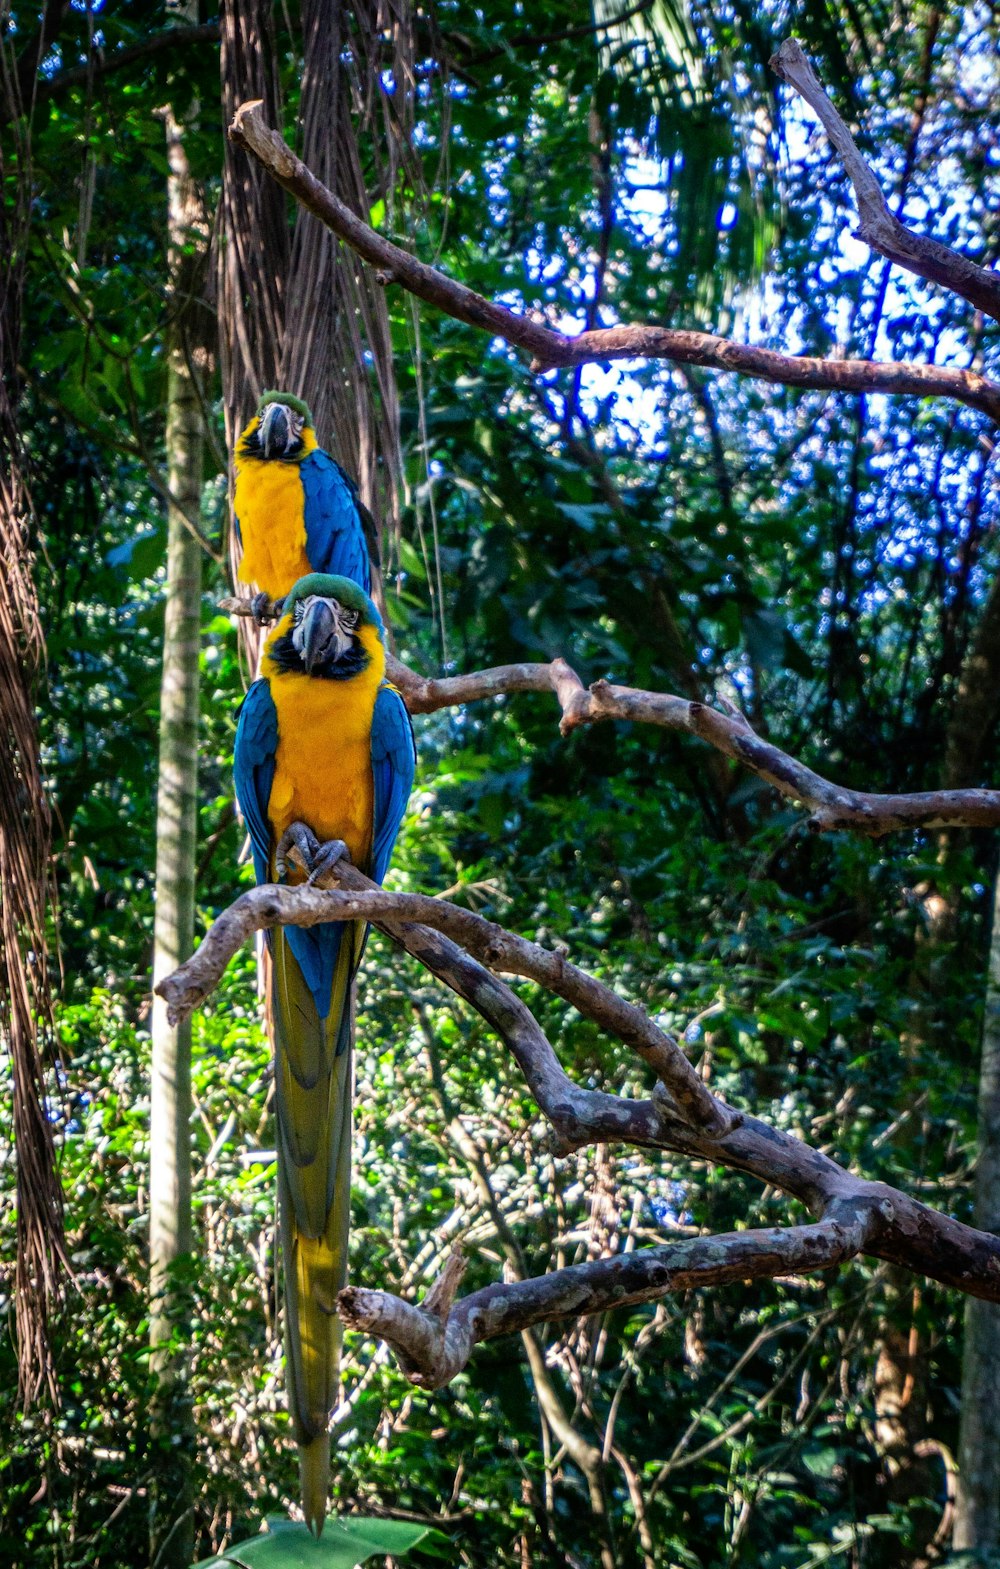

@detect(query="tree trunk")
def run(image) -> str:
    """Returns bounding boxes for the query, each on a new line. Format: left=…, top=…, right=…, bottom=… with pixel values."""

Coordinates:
left=943, top=563, right=1000, bottom=1562
left=0, top=4, right=65, bottom=1414
left=148, top=93, right=206, bottom=1569
left=954, top=868, right=1000, bottom=1559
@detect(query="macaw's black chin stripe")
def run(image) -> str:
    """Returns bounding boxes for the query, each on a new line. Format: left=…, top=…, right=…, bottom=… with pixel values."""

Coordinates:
left=269, top=631, right=372, bottom=681
left=238, top=429, right=306, bottom=463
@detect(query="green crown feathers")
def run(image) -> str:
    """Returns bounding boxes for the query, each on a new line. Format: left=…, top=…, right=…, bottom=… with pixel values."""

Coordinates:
left=284, top=573, right=381, bottom=626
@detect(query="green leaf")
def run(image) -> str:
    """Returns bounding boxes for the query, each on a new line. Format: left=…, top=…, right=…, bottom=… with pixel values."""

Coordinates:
left=196, top=1515, right=448, bottom=1569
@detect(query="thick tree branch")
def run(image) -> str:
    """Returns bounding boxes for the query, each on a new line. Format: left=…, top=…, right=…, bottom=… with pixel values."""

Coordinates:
left=223, top=598, right=1000, bottom=834
left=226, top=100, right=1000, bottom=425
left=383, top=654, right=1000, bottom=836
left=338, top=1201, right=879, bottom=1389
left=157, top=873, right=1000, bottom=1317
left=770, top=40, right=1000, bottom=326
left=158, top=868, right=729, bottom=1136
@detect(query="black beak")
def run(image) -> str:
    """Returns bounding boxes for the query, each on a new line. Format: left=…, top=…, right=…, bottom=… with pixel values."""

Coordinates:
left=260, top=403, right=290, bottom=459
left=298, top=598, right=339, bottom=672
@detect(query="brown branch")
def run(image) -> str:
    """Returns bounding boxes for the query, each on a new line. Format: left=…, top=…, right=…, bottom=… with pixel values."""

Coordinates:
left=770, top=39, right=1000, bottom=326
left=338, top=1200, right=878, bottom=1389
left=157, top=870, right=729, bottom=1137
left=157, top=873, right=1000, bottom=1311
left=221, top=595, right=1000, bottom=835
left=382, top=653, right=1000, bottom=835
left=226, top=100, right=1000, bottom=425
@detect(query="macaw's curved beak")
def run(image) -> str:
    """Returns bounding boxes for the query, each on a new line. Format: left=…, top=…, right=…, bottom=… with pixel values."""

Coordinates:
left=259, top=401, right=292, bottom=459
left=294, top=598, right=352, bottom=673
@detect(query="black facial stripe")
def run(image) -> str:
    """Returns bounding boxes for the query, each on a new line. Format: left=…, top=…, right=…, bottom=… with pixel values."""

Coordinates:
left=269, top=630, right=372, bottom=681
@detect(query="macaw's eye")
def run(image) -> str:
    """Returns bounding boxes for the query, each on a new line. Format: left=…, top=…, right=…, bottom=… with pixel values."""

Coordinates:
left=341, top=608, right=359, bottom=628
left=293, top=601, right=306, bottom=625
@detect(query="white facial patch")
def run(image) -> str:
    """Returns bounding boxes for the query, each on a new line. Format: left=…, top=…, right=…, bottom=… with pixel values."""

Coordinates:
left=291, top=595, right=338, bottom=655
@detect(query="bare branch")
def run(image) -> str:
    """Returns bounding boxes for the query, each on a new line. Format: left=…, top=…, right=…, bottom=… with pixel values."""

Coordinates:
left=220, top=596, right=1000, bottom=835
left=770, top=39, right=1000, bottom=325
left=157, top=873, right=1000, bottom=1308
left=383, top=655, right=1000, bottom=835
left=338, top=1201, right=879, bottom=1389
left=158, top=864, right=731, bottom=1135
left=226, top=100, right=1000, bottom=425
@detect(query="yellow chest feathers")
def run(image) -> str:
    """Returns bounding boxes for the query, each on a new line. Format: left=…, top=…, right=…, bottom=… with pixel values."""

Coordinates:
left=263, top=622, right=385, bottom=869
left=235, top=427, right=318, bottom=596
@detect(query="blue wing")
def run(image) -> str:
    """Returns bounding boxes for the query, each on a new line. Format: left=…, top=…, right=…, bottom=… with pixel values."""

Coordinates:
left=233, top=679, right=277, bottom=887
left=300, top=449, right=372, bottom=592
left=370, top=684, right=416, bottom=886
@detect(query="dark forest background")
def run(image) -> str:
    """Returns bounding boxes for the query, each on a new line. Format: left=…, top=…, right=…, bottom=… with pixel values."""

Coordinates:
left=2, top=0, right=1000, bottom=1565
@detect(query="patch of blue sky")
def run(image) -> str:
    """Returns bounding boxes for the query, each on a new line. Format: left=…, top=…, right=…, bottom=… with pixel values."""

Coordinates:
left=494, top=153, right=680, bottom=439
left=523, top=246, right=566, bottom=287
left=480, top=87, right=987, bottom=525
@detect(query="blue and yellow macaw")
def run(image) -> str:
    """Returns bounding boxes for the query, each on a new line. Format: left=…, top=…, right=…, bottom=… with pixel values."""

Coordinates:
left=233, top=572, right=414, bottom=1532
left=234, top=391, right=374, bottom=603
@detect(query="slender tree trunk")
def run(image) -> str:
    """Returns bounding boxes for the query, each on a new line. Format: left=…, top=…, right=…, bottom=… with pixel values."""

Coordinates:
left=954, top=868, right=1000, bottom=1559
left=863, top=884, right=953, bottom=1568
left=943, top=568, right=1000, bottom=1561
left=148, top=92, right=206, bottom=1569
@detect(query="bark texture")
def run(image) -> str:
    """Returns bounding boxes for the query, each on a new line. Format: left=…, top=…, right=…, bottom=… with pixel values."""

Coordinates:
left=227, top=98, right=1000, bottom=425
left=157, top=868, right=1000, bottom=1320
left=0, top=10, right=65, bottom=1409
left=955, top=872, right=1000, bottom=1557
left=148, top=87, right=206, bottom=1569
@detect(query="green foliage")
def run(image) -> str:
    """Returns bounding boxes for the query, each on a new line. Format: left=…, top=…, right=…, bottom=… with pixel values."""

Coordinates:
left=193, top=1515, right=447, bottom=1568
left=2, top=0, right=999, bottom=1564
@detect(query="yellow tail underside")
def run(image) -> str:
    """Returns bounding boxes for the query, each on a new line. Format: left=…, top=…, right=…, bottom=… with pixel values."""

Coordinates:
left=272, top=931, right=355, bottom=1537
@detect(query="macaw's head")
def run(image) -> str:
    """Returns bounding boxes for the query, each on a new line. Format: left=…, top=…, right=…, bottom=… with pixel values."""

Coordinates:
left=265, top=573, right=385, bottom=680
left=237, top=390, right=314, bottom=462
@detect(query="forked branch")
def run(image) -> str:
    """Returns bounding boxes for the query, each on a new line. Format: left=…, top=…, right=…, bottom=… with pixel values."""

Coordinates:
left=157, top=860, right=1000, bottom=1394
left=384, top=653, right=1000, bottom=835
left=223, top=598, right=1000, bottom=835
left=339, top=1203, right=878, bottom=1389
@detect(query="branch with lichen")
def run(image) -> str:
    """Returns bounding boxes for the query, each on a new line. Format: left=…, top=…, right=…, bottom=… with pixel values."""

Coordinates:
left=157, top=855, right=1000, bottom=1388
left=222, top=597, right=1000, bottom=836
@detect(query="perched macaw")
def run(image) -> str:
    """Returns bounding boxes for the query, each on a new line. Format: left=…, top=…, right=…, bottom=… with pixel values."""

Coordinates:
left=233, top=571, right=415, bottom=1532
left=234, top=391, right=374, bottom=603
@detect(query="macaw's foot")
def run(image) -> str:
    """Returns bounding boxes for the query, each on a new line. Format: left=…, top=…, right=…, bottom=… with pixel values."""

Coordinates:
left=274, top=823, right=352, bottom=885
left=306, top=839, right=351, bottom=886
left=275, top=821, right=321, bottom=881
left=251, top=591, right=284, bottom=626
